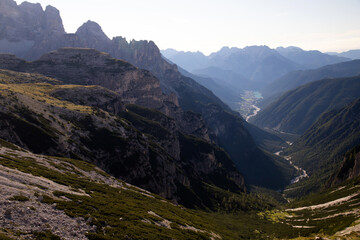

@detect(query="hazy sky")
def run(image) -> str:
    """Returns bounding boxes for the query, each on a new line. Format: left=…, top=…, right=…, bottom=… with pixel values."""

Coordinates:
left=15, top=0, right=360, bottom=55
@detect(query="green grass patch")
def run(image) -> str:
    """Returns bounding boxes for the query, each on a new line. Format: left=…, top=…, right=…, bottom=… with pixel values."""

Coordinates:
left=8, top=195, right=29, bottom=202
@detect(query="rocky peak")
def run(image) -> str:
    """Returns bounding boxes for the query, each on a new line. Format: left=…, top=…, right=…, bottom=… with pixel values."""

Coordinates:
left=0, top=0, right=16, bottom=6
left=0, top=0, right=64, bottom=41
left=76, top=20, right=110, bottom=43
left=112, top=38, right=164, bottom=65
left=241, top=45, right=275, bottom=59
left=0, top=0, right=19, bottom=17
left=44, top=5, right=65, bottom=34
left=276, top=46, right=303, bottom=54
left=19, top=1, right=43, bottom=13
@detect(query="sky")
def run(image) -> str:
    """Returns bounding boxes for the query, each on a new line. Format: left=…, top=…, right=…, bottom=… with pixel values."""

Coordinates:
left=14, top=0, right=360, bottom=55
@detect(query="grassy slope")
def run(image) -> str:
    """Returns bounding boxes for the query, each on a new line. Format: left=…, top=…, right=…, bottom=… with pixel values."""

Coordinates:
left=1, top=139, right=360, bottom=239
left=251, top=75, right=360, bottom=135
left=283, top=98, right=360, bottom=198
left=267, top=177, right=360, bottom=239
left=287, top=98, right=360, bottom=173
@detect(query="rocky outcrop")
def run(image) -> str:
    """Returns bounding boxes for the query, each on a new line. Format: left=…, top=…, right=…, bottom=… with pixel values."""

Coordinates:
left=331, top=145, right=360, bottom=186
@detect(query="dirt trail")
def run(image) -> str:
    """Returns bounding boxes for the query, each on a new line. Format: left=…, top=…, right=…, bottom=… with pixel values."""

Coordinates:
left=286, top=192, right=360, bottom=211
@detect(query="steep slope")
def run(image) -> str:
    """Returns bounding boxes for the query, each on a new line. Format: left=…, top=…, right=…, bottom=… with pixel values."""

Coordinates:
left=283, top=98, right=360, bottom=196
left=288, top=97, right=360, bottom=172
left=0, top=69, right=245, bottom=209
left=190, top=103, right=295, bottom=189
left=276, top=46, right=349, bottom=69
left=262, top=59, right=360, bottom=98
left=331, top=144, right=360, bottom=186
left=251, top=75, right=360, bottom=134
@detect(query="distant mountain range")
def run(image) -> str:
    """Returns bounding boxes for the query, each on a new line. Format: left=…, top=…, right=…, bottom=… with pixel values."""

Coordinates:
left=162, top=46, right=302, bottom=89
left=162, top=46, right=352, bottom=113
left=162, top=46, right=350, bottom=90
left=276, top=46, right=349, bottom=69
left=251, top=75, right=360, bottom=134
left=327, top=49, right=360, bottom=60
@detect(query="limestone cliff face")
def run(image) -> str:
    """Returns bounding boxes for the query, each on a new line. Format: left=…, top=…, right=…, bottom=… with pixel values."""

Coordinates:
left=0, top=0, right=64, bottom=56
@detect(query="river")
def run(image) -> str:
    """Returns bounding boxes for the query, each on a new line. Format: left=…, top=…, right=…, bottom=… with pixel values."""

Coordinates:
left=275, top=148, right=308, bottom=184
left=246, top=105, right=260, bottom=122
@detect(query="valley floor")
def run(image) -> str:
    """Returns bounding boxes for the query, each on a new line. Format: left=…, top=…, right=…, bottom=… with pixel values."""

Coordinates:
left=236, top=90, right=263, bottom=118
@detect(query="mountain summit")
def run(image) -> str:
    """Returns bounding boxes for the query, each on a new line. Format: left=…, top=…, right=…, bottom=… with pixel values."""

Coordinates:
left=76, top=20, right=111, bottom=43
